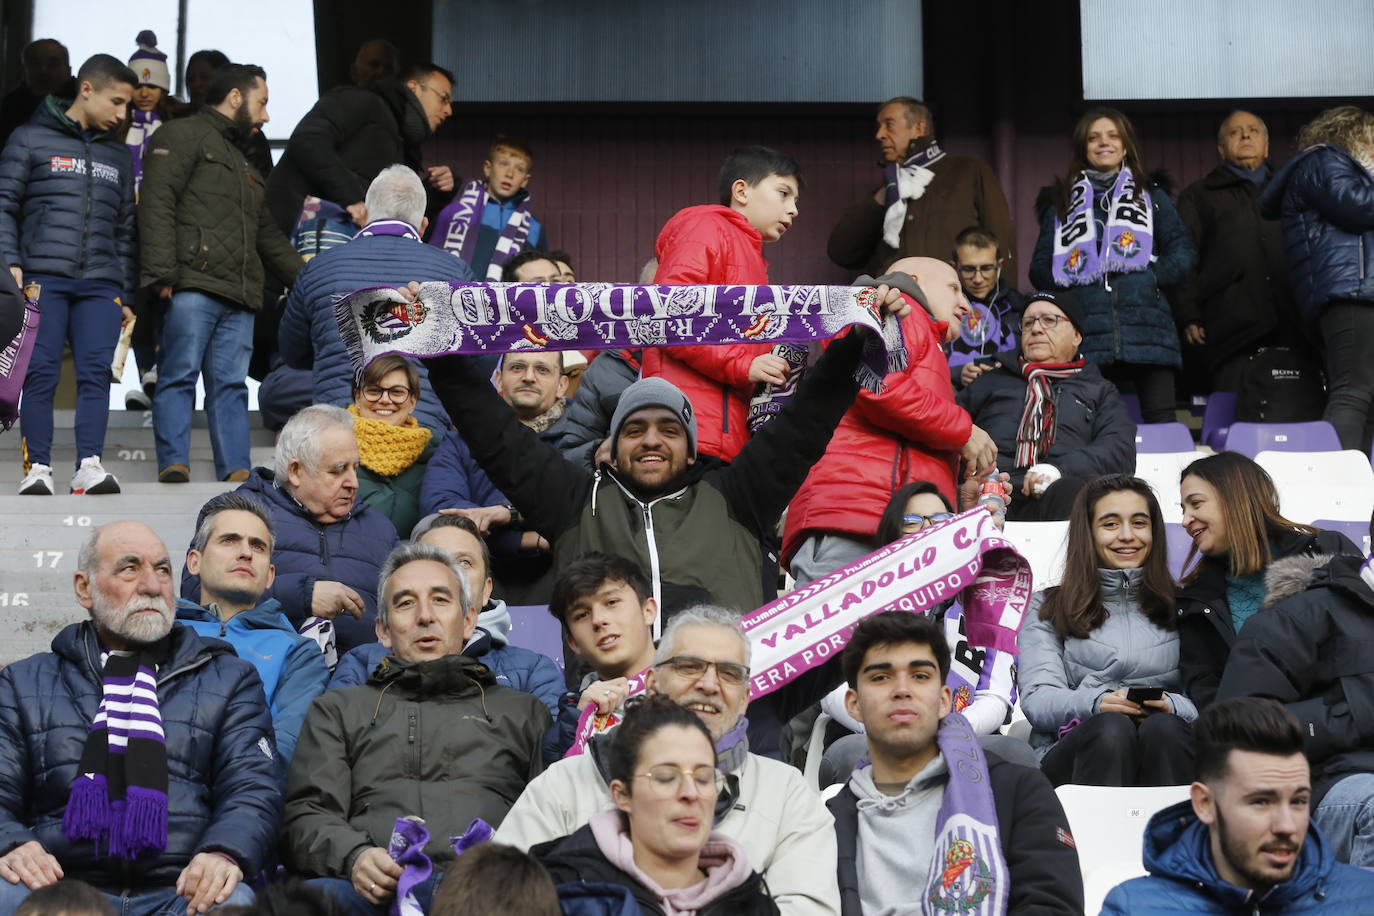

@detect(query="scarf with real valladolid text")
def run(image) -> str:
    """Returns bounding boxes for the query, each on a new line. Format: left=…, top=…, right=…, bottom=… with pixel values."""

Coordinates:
left=882, top=139, right=947, bottom=249
left=63, top=648, right=169, bottom=859
left=429, top=179, right=535, bottom=279
left=334, top=281, right=909, bottom=396
left=1013, top=358, right=1087, bottom=468
left=925, top=713, right=1010, bottom=916
left=1051, top=167, right=1154, bottom=286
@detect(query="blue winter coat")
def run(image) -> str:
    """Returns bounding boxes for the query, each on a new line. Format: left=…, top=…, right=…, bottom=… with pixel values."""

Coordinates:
left=1030, top=182, right=1196, bottom=368
left=277, top=231, right=474, bottom=432
left=180, top=468, right=400, bottom=654
left=175, top=597, right=330, bottom=764
left=1101, top=800, right=1374, bottom=914
left=0, top=96, right=135, bottom=299
left=1261, top=144, right=1374, bottom=319
left=0, top=622, right=282, bottom=886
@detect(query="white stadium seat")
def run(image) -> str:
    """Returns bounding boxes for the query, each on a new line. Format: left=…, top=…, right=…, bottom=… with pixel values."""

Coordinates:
left=1002, top=521, right=1069, bottom=590
left=1133, top=451, right=1203, bottom=523
left=1254, top=450, right=1374, bottom=524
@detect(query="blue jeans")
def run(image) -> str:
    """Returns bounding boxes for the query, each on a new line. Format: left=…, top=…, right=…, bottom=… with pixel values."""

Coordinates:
left=0, top=878, right=252, bottom=915
left=19, top=275, right=124, bottom=468
left=153, top=290, right=253, bottom=478
left=309, top=874, right=441, bottom=916
left=1314, top=772, right=1374, bottom=866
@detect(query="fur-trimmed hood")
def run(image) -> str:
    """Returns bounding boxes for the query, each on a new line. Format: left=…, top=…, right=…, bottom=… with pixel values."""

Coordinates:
left=1263, top=552, right=1372, bottom=609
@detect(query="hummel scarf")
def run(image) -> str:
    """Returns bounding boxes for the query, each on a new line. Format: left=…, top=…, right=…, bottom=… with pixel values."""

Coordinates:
left=563, top=509, right=1032, bottom=755
left=63, top=650, right=169, bottom=859
left=882, top=139, right=946, bottom=249
left=1051, top=167, right=1154, bottom=286
left=429, top=180, right=535, bottom=280
left=1013, top=358, right=1086, bottom=468
left=386, top=816, right=431, bottom=916
left=334, top=281, right=909, bottom=395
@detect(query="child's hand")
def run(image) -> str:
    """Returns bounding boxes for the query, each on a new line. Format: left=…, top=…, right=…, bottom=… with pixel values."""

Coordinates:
left=748, top=354, right=790, bottom=385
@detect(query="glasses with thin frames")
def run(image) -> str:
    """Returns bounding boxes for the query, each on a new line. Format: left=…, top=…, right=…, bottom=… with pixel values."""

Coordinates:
left=901, top=512, right=955, bottom=532
left=361, top=385, right=413, bottom=403
left=1020, top=314, right=1066, bottom=333
left=417, top=82, right=453, bottom=107
left=655, top=655, right=750, bottom=687
left=635, top=764, right=726, bottom=798
left=957, top=264, right=998, bottom=278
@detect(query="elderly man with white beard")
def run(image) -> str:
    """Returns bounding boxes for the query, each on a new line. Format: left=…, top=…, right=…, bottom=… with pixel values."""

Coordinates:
left=0, top=521, right=282, bottom=916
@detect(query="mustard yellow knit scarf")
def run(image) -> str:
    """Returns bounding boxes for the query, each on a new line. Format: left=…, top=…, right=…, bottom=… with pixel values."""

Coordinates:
left=349, top=404, right=432, bottom=477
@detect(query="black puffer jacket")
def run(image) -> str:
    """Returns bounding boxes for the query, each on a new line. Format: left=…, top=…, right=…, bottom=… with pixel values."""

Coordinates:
left=1218, top=552, right=1374, bottom=804
left=0, top=622, right=282, bottom=886
left=0, top=96, right=135, bottom=298
left=1177, top=527, right=1361, bottom=710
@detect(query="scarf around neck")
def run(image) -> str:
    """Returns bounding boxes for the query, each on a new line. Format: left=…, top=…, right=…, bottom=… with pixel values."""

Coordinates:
left=348, top=404, right=431, bottom=476
left=522, top=397, right=565, bottom=434
left=882, top=139, right=946, bottom=249
left=356, top=218, right=422, bottom=241
left=126, top=109, right=161, bottom=190
left=1051, top=166, right=1154, bottom=286
left=429, top=179, right=535, bottom=279
left=1013, top=358, right=1086, bottom=468
left=63, top=644, right=170, bottom=859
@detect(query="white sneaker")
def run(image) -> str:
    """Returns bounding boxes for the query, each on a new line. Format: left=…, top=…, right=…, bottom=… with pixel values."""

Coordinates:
left=18, top=463, right=53, bottom=495
left=141, top=368, right=157, bottom=396
left=70, top=456, right=120, bottom=495
left=125, top=387, right=152, bottom=410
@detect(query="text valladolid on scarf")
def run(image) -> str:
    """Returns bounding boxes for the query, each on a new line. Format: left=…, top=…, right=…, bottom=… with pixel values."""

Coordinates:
left=1052, top=167, right=1154, bottom=286
left=429, top=179, right=535, bottom=280
left=563, top=510, right=1032, bottom=755
left=882, top=139, right=947, bottom=249
left=1013, top=358, right=1086, bottom=468
left=348, top=404, right=432, bottom=476
left=335, top=281, right=908, bottom=395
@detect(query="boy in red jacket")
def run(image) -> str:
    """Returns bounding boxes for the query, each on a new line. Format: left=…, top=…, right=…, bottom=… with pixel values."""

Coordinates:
left=642, top=146, right=803, bottom=461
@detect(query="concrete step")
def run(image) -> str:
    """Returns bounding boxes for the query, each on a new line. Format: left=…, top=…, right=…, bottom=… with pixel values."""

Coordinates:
left=50, top=409, right=277, bottom=442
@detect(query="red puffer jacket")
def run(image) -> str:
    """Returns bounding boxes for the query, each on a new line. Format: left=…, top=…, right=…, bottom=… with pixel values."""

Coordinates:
left=642, top=205, right=772, bottom=461
left=782, top=301, right=972, bottom=565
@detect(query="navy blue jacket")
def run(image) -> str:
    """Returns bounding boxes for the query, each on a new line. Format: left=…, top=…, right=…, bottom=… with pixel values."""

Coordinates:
left=0, top=622, right=281, bottom=885
left=277, top=231, right=473, bottom=432
left=1261, top=144, right=1374, bottom=319
left=1030, top=181, right=1196, bottom=368
left=180, top=468, right=400, bottom=654
left=0, top=96, right=135, bottom=299
left=1101, top=801, right=1374, bottom=914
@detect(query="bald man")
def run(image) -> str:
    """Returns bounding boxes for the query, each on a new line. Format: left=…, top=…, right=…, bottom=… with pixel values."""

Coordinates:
left=783, top=257, right=996, bottom=585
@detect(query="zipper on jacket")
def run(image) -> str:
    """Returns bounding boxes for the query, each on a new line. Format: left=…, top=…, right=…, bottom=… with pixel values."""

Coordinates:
left=407, top=707, right=419, bottom=779
left=316, top=523, right=334, bottom=577
left=80, top=134, right=93, bottom=272
left=1361, top=236, right=1367, bottom=281
left=642, top=504, right=665, bottom=638
left=720, top=387, right=730, bottom=435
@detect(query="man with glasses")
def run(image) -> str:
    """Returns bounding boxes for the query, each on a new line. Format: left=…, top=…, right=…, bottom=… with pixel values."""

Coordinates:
left=957, top=290, right=1136, bottom=520
left=497, top=603, right=841, bottom=916
left=948, top=226, right=1026, bottom=391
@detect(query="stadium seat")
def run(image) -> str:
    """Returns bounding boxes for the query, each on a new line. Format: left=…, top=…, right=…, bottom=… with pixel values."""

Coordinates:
left=1201, top=392, right=1236, bottom=451
left=1055, top=783, right=1191, bottom=915
left=1254, top=450, right=1374, bottom=524
left=1311, top=519, right=1371, bottom=556
left=1135, top=422, right=1194, bottom=453
left=1223, top=421, right=1341, bottom=457
left=1002, top=521, right=1069, bottom=590
left=1164, top=524, right=1196, bottom=580
left=1134, top=451, right=1199, bottom=523
left=505, top=605, right=565, bottom=669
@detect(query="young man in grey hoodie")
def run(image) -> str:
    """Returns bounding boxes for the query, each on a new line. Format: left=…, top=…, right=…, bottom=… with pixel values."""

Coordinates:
left=826, top=611, right=1083, bottom=915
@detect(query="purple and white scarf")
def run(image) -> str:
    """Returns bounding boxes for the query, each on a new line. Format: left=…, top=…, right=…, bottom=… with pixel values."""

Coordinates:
left=386, top=816, right=432, bottom=916
left=125, top=109, right=162, bottom=192
left=335, top=281, right=908, bottom=395
left=1051, top=167, right=1154, bottom=286
left=0, top=283, right=40, bottom=431
left=882, top=139, right=947, bottom=249
left=746, top=342, right=813, bottom=433
left=429, top=179, right=535, bottom=279
left=62, top=649, right=169, bottom=859
left=356, top=218, right=422, bottom=242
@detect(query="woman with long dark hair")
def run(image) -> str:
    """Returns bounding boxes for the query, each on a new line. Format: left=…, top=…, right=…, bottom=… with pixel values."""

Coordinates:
left=1177, top=451, right=1361, bottom=708
left=1030, top=108, right=1196, bottom=423
left=1019, top=474, right=1195, bottom=786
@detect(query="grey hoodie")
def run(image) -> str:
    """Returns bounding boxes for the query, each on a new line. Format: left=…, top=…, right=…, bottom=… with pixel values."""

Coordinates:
left=850, top=755, right=948, bottom=916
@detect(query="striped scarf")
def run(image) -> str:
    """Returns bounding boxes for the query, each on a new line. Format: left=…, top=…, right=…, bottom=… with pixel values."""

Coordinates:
left=62, top=648, right=169, bottom=859
left=1013, top=359, right=1086, bottom=468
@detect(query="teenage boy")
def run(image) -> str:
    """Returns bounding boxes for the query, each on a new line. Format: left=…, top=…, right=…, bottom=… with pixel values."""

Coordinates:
left=430, top=135, right=546, bottom=280
left=642, top=145, right=804, bottom=461
left=1, top=54, right=137, bottom=496
left=949, top=226, right=1026, bottom=391
left=829, top=611, right=1083, bottom=915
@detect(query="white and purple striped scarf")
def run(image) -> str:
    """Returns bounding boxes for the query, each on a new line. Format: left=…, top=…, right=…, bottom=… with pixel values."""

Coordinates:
left=429, top=179, right=535, bottom=279
left=1051, top=167, right=1154, bottom=286
left=62, top=649, right=169, bottom=859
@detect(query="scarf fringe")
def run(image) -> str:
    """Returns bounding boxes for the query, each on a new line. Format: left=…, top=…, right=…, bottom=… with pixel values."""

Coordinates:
left=110, top=787, right=170, bottom=859
left=62, top=774, right=111, bottom=842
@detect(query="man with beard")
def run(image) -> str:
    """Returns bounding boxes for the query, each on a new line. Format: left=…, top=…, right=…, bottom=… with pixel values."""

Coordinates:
left=139, top=63, right=304, bottom=485
left=1102, top=697, right=1374, bottom=914
left=0, top=522, right=281, bottom=914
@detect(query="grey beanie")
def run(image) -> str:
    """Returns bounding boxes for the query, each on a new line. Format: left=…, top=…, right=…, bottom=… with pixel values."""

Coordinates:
left=608, top=377, right=698, bottom=459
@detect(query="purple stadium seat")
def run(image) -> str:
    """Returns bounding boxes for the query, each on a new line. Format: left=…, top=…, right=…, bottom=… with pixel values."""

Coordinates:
left=1201, top=392, right=1236, bottom=451
left=1120, top=393, right=1144, bottom=425
left=1135, top=422, right=1194, bottom=453
left=1311, top=520, right=1371, bottom=556
left=505, top=604, right=564, bottom=669
left=1164, top=523, right=1196, bottom=581
left=1223, top=421, right=1341, bottom=458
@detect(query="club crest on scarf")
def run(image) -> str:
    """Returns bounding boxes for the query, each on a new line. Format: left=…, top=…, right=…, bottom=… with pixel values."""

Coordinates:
left=952, top=683, right=973, bottom=712
left=361, top=296, right=430, bottom=345
left=1111, top=229, right=1140, bottom=258
left=1063, top=247, right=1087, bottom=276
left=927, top=837, right=996, bottom=913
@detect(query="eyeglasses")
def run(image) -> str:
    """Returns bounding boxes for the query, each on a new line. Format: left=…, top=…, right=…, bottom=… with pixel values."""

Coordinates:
left=416, top=82, right=453, bottom=107
left=361, top=385, right=413, bottom=402
left=1020, top=314, right=1067, bottom=332
left=634, top=764, right=726, bottom=798
left=957, top=264, right=998, bottom=278
left=901, top=512, right=955, bottom=531
left=655, top=655, right=750, bottom=687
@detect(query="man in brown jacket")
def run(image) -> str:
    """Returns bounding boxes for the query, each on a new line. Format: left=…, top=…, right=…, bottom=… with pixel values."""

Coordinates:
left=828, top=97, right=1016, bottom=276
